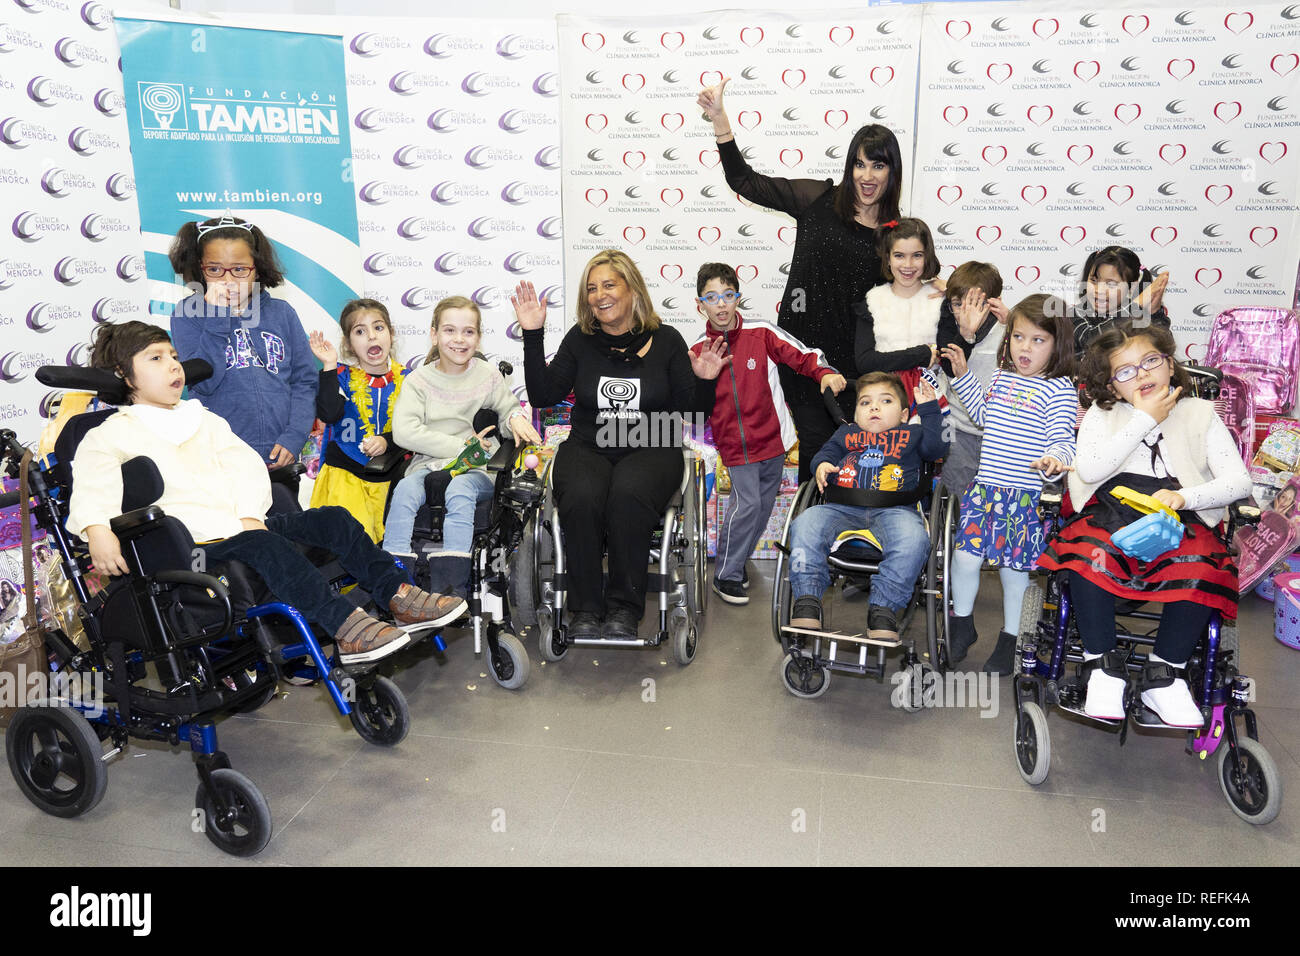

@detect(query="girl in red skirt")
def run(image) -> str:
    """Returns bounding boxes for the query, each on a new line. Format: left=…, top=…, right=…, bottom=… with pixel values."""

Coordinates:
left=1038, top=323, right=1252, bottom=725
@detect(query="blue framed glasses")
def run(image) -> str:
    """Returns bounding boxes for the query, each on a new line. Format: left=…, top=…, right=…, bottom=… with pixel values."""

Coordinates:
left=697, top=291, right=738, bottom=305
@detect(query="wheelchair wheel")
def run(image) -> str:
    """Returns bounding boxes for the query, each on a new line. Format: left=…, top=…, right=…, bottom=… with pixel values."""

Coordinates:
left=488, top=633, right=531, bottom=690
left=779, top=652, right=830, bottom=699
left=6, top=704, right=108, bottom=818
left=509, top=508, right=555, bottom=630
left=1218, top=736, right=1282, bottom=825
left=536, top=606, right=567, bottom=662
left=895, top=660, right=936, bottom=713
left=925, top=488, right=951, bottom=670
left=1015, top=585, right=1045, bottom=675
left=196, top=768, right=272, bottom=857
left=348, top=675, right=410, bottom=746
left=772, top=481, right=817, bottom=649
left=1013, top=701, right=1051, bottom=786
left=670, top=607, right=697, bottom=665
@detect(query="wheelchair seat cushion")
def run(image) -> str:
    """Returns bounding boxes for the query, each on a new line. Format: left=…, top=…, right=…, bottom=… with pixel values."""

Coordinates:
left=829, top=529, right=884, bottom=561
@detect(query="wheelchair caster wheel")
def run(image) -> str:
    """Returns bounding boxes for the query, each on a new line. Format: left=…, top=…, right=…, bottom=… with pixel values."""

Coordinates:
left=670, top=610, right=697, bottom=665
left=537, top=608, right=566, bottom=663
left=348, top=676, right=410, bottom=746
left=488, top=633, right=531, bottom=690
left=779, top=652, right=830, bottom=699
left=1218, top=736, right=1282, bottom=825
left=1014, top=702, right=1051, bottom=786
left=895, top=661, right=934, bottom=714
left=5, top=704, right=108, bottom=818
left=195, top=768, right=271, bottom=857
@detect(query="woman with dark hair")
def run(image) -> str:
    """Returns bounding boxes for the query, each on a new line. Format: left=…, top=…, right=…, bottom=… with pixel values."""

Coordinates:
left=698, top=77, right=905, bottom=482
left=1073, top=245, right=1171, bottom=357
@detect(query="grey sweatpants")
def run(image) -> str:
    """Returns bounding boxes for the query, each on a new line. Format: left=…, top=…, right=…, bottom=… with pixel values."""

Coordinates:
left=716, top=454, right=786, bottom=583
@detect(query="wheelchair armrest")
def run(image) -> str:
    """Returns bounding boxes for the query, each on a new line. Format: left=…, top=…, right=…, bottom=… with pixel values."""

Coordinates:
left=110, top=505, right=165, bottom=535
left=487, top=439, right=516, bottom=474
left=363, top=446, right=406, bottom=476
left=269, top=463, right=305, bottom=486
left=151, top=569, right=233, bottom=643
left=1226, top=498, right=1261, bottom=550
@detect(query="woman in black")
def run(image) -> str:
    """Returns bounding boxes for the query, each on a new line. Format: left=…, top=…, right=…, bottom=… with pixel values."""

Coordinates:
left=698, top=77, right=904, bottom=483
left=511, top=251, right=729, bottom=640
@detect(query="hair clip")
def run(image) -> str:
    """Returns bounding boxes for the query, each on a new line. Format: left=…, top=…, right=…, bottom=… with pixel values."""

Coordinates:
left=195, top=215, right=254, bottom=237
left=882, top=220, right=899, bottom=229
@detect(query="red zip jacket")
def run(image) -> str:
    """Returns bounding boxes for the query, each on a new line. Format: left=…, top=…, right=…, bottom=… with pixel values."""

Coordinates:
left=689, top=313, right=837, bottom=468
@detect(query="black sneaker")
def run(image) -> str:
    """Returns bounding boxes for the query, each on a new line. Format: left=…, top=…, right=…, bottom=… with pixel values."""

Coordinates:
left=789, top=596, right=823, bottom=630
left=567, top=612, right=601, bottom=640
left=713, top=577, right=749, bottom=605
left=602, top=607, right=642, bottom=640
left=867, top=605, right=901, bottom=645
left=741, top=566, right=750, bottom=590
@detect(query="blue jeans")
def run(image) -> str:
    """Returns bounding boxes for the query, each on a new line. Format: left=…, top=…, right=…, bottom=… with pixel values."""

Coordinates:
left=788, top=502, right=929, bottom=612
left=382, top=467, right=494, bottom=554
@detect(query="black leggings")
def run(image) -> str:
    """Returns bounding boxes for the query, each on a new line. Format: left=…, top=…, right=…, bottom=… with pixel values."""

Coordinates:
left=1068, top=571, right=1212, bottom=664
left=552, top=440, right=684, bottom=617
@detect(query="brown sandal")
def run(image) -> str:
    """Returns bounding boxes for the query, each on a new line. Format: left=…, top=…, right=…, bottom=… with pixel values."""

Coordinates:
left=389, top=584, right=467, bottom=628
left=334, top=608, right=411, bottom=664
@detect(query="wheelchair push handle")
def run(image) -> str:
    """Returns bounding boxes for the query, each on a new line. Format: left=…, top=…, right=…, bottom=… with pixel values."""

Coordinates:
left=822, top=378, right=854, bottom=426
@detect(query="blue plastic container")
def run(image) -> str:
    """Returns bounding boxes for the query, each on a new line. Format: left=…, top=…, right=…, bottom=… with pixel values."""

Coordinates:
left=1111, top=511, right=1185, bottom=562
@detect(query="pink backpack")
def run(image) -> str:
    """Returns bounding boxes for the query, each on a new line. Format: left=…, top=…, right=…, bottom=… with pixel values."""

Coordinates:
left=1204, top=307, right=1300, bottom=415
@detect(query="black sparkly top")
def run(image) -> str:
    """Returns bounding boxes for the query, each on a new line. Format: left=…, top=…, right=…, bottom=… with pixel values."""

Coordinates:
left=719, top=137, right=884, bottom=408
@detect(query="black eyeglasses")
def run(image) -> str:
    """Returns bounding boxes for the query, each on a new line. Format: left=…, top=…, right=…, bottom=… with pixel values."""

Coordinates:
left=1111, top=352, right=1169, bottom=384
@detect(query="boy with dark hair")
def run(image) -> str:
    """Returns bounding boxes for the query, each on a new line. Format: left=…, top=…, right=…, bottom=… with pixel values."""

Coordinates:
left=689, top=263, right=846, bottom=604
left=66, top=320, right=467, bottom=665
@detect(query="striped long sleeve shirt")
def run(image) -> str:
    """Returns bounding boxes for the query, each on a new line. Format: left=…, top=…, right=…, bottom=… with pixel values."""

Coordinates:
left=951, top=369, right=1078, bottom=491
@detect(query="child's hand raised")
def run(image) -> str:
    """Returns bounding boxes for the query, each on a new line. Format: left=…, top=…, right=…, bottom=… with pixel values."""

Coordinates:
left=820, top=373, right=847, bottom=395
left=308, top=330, right=338, bottom=369
left=510, top=281, right=548, bottom=331
left=954, top=288, right=988, bottom=341
left=690, top=335, right=732, bottom=380
left=940, top=343, right=967, bottom=377
left=814, top=461, right=836, bottom=493
left=1133, top=384, right=1181, bottom=424
left=989, top=297, right=1010, bottom=324
left=913, top=378, right=937, bottom=405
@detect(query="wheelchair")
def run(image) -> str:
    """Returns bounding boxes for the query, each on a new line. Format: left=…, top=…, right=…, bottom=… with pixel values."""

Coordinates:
left=1, top=362, right=421, bottom=856
left=770, top=385, right=954, bottom=702
left=506, top=428, right=709, bottom=665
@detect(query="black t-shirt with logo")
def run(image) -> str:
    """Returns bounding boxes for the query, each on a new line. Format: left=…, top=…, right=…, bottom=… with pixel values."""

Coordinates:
left=523, top=324, right=716, bottom=457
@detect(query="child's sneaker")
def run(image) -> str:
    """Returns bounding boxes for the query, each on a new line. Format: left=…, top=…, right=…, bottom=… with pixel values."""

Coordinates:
left=789, top=596, right=823, bottom=630
left=334, top=608, right=411, bottom=665
left=1083, top=655, right=1127, bottom=720
left=867, top=605, right=901, bottom=645
left=1140, top=660, right=1203, bottom=728
left=389, top=583, right=467, bottom=629
left=741, top=566, right=750, bottom=590
left=713, top=577, right=748, bottom=605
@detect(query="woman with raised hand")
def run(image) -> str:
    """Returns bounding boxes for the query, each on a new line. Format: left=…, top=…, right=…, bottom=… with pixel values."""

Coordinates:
left=698, top=76, right=905, bottom=483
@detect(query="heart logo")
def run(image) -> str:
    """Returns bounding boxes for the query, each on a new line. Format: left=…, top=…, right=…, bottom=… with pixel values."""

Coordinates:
left=737, top=110, right=761, bottom=130
left=660, top=112, right=684, bottom=132
left=1213, top=101, right=1242, bottom=123
left=660, top=265, right=683, bottom=282
left=1195, top=267, right=1222, bottom=287
left=937, top=185, right=963, bottom=205
left=1204, top=184, right=1233, bottom=205
left=777, top=226, right=796, bottom=245
left=585, top=113, right=608, bottom=133
left=660, top=31, right=685, bottom=51
left=1250, top=226, right=1278, bottom=247
left=1106, top=184, right=1134, bottom=205
left=1158, top=143, right=1186, bottom=165
left=736, top=265, right=759, bottom=283
left=698, top=226, right=721, bottom=245
left=1026, top=105, right=1053, bottom=126
left=976, top=225, right=1001, bottom=245
left=1121, top=15, right=1149, bottom=36
left=1272, top=53, right=1300, bottom=76
left=987, top=63, right=1013, bottom=84
left=660, top=188, right=684, bottom=207
left=581, top=33, right=605, bottom=51
left=698, top=149, right=720, bottom=168
left=1067, top=144, right=1094, bottom=165
left=623, top=226, right=645, bottom=245
left=1015, top=266, right=1040, bottom=285
left=824, top=109, right=849, bottom=129
left=584, top=188, right=608, bottom=206
left=943, top=105, right=968, bottom=126
left=739, top=26, right=763, bottom=47
left=779, top=148, right=803, bottom=168
left=1260, top=142, right=1287, bottom=164
left=1114, top=103, right=1141, bottom=124
left=622, top=74, right=645, bottom=92
left=622, top=150, right=645, bottom=170
left=700, top=70, right=723, bottom=88
left=1224, top=11, right=1254, bottom=34
left=1059, top=226, right=1086, bottom=246
left=1032, top=18, right=1059, bottom=39
left=781, top=69, right=806, bottom=89
left=945, top=20, right=971, bottom=41
left=1150, top=226, right=1177, bottom=246
left=828, top=26, right=853, bottom=46
left=982, top=145, right=1007, bottom=166
left=1073, top=60, right=1100, bottom=83
left=1166, top=59, right=1195, bottom=81
left=870, top=66, right=895, bottom=86
left=1021, top=185, right=1047, bottom=205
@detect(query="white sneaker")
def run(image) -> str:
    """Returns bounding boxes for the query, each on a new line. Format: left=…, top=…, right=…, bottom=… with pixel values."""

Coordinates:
left=1084, top=668, right=1126, bottom=720
left=1142, top=678, right=1203, bottom=728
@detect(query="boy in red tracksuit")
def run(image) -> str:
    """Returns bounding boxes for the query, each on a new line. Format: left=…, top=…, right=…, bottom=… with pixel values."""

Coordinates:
left=689, top=263, right=846, bottom=605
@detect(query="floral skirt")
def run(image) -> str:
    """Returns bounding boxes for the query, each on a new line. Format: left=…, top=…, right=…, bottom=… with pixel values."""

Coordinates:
left=954, top=482, right=1045, bottom=571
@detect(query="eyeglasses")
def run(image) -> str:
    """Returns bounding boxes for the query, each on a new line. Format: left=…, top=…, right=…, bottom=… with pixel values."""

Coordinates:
left=697, top=291, right=738, bottom=305
left=201, top=264, right=254, bottom=279
left=1111, top=352, right=1169, bottom=383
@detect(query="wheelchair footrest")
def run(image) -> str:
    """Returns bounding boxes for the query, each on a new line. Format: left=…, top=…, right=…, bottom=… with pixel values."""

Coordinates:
left=1053, top=701, right=1123, bottom=726
left=782, top=624, right=901, bottom=648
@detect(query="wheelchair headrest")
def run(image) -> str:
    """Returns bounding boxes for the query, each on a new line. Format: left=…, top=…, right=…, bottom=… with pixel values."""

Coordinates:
left=36, top=359, right=214, bottom=406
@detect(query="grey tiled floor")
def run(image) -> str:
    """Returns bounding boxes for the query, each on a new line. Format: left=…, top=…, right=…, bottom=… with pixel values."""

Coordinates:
left=1, top=563, right=1294, bottom=865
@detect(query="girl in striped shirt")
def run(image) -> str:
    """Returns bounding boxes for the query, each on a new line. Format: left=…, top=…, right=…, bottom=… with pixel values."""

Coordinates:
left=941, top=294, right=1078, bottom=674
